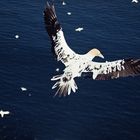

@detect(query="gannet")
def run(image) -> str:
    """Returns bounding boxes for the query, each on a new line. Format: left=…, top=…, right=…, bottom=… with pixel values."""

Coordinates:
left=15, top=34, right=19, bottom=39
left=67, top=12, right=72, bottom=16
left=44, top=2, right=140, bottom=96
left=75, top=27, right=84, bottom=32
left=56, top=68, right=60, bottom=72
left=20, top=87, right=27, bottom=91
left=0, top=110, right=10, bottom=118
left=62, top=1, right=66, bottom=5
left=132, top=0, right=139, bottom=3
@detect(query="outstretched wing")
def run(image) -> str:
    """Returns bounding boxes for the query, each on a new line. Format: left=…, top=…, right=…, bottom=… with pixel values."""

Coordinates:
left=84, top=58, right=140, bottom=80
left=44, top=2, right=76, bottom=66
left=4, top=111, right=10, bottom=115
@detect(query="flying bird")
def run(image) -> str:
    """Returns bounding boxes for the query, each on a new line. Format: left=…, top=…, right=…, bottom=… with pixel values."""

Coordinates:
left=20, top=87, right=27, bottom=91
left=132, top=0, right=139, bottom=3
left=0, top=110, right=10, bottom=118
left=75, top=27, right=84, bottom=32
left=67, top=12, right=72, bottom=16
left=44, top=2, right=140, bottom=96
left=62, top=1, right=66, bottom=5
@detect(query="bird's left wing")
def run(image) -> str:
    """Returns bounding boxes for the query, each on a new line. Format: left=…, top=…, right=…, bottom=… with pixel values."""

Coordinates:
left=44, top=2, right=77, bottom=66
left=84, top=58, right=140, bottom=80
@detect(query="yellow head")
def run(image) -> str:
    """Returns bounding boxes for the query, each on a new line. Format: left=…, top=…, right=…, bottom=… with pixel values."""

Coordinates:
left=87, top=48, right=104, bottom=60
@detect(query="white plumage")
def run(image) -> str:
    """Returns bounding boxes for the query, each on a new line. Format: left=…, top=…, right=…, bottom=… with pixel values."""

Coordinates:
left=0, top=110, right=10, bottom=118
left=132, top=0, right=139, bottom=3
left=44, top=2, right=140, bottom=96
left=75, top=27, right=84, bottom=32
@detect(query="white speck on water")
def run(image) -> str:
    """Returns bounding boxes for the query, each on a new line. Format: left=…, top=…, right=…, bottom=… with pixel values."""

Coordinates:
left=56, top=68, right=60, bottom=72
left=62, top=1, right=66, bottom=5
left=67, top=12, right=72, bottom=15
left=132, top=0, right=138, bottom=3
left=0, top=110, right=10, bottom=118
left=75, top=27, right=84, bottom=32
left=15, top=35, right=19, bottom=39
left=28, top=94, right=32, bottom=96
left=20, top=87, right=27, bottom=91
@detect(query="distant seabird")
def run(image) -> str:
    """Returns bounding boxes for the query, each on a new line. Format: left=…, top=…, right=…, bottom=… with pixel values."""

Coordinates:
left=56, top=68, right=60, bottom=72
left=0, top=110, right=10, bottom=118
left=44, top=2, right=140, bottom=96
left=62, top=1, right=66, bottom=5
left=20, top=87, right=27, bottom=91
left=15, top=34, right=19, bottom=39
left=132, top=0, right=139, bottom=3
left=75, top=27, right=84, bottom=32
left=67, top=12, right=72, bottom=15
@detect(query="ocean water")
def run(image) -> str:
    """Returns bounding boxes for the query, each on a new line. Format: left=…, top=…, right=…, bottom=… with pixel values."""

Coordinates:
left=0, top=0, right=140, bottom=140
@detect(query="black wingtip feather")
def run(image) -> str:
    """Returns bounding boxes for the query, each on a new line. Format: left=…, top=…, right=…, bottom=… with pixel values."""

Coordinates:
left=44, top=1, right=61, bottom=37
left=44, top=1, right=61, bottom=56
left=124, top=58, right=140, bottom=74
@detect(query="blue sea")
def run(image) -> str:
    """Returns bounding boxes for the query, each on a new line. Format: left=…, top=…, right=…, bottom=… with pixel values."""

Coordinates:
left=0, top=0, right=140, bottom=140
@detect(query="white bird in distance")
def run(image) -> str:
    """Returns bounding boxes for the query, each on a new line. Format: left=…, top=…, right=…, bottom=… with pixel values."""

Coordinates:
left=132, top=0, right=139, bottom=3
left=75, top=27, right=84, bottom=32
left=44, top=2, right=140, bottom=97
left=0, top=110, right=10, bottom=118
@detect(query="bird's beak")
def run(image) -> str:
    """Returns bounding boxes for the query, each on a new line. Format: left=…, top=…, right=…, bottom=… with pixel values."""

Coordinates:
left=99, top=53, right=104, bottom=59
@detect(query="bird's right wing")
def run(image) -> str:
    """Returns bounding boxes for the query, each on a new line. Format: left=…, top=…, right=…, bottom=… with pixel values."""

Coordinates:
left=4, top=111, right=10, bottom=115
left=84, top=58, right=140, bottom=80
left=44, top=2, right=77, bottom=66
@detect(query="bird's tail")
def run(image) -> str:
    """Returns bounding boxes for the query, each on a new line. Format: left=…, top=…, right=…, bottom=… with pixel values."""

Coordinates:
left=44, top=2, right=61, bottom=37
left=51, top=74, right=78, bottom=97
